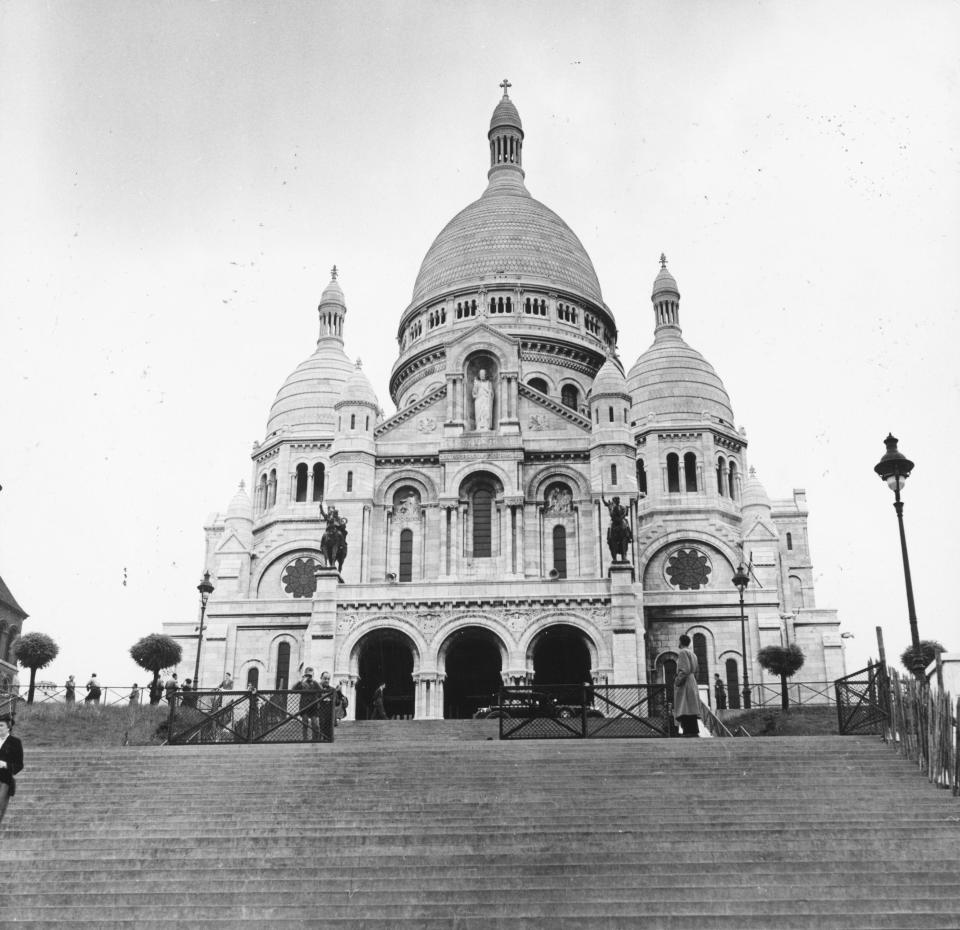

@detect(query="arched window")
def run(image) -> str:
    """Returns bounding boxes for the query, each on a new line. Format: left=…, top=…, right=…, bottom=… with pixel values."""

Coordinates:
left=786, top=532, right=793, bottom=551
left=636, top=459, right=647, bottom=495
left=728, top=461, right=738, bottom=500
left=684, top=452, right=698, bottom=492
left=692, top=633, right=708, bottom=685
left=346, top=471, right=354, bottom=493
left=610, top=464, right=618, bottom=485
left=608, top=405, right=614, bottom=422
left=295, top=463, right=309, bottom=502
left=275, top=642, right=291, bottom=690
left=472, top=487, right=493, bottom=558
left=312, top=464, right=324, bottom=502
left=561, top=385, right=579, bottom=410
left=365, top=415, right=370, bottom=430
left=667, top=453, right=680, bottom=493
left=594, top=408, right=599, bottom=424
left=399, top=529, right=414, bottom=582
left=529, top=377, right=548, bottom=394
left=552, top=525, right=567, bottom=579
left=716, top=456, right=726, bottom=496
left=790, top=575, right=805, bottom=608
left=246, top=667, right=259, bottom=689
left=268, top=469, right=277, bottom=507
left=725, top=658, right=740, bottom=709
left=259, top=474, right=268, bottom=511
left=350, top=413, right=356, bottom=430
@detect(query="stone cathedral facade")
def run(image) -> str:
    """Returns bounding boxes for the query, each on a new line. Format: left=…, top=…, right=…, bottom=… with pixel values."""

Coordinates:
left=165, top=86, right=843, bottom=718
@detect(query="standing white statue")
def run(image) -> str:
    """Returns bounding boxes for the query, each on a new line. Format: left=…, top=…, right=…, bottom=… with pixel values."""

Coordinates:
left=472, top=369, right=495, bottom=431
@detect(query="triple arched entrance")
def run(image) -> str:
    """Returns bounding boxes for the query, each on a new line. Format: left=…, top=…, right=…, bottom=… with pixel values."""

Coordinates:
left=351, top=623, right=597, bottom=720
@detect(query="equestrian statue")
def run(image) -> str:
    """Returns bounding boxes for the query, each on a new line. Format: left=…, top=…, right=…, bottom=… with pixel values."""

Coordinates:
left=318, top=502, right=348, bottom=573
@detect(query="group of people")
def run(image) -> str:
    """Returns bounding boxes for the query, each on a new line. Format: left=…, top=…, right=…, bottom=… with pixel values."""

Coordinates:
left=63, top=674, right=102, bottom=706
left=292, top=668, right=350, bottom=740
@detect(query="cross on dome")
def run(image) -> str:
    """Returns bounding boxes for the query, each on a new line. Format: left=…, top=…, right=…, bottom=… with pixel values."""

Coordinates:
left=355, top=358, right=363, bottom=369
left=660, top=253, right=668, bottom=269
left=499, top=78, right=512, bottom=96
left=330, top=265, right=338, bottom=280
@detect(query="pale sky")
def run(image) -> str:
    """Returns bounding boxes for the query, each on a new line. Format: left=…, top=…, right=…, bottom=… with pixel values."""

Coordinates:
left=1, top=0, right=958, bottom=689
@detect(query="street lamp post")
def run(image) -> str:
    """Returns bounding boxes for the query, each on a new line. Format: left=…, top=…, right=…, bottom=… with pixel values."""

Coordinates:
left=732, top=563, right=751, bottom=709
left=192, top=571, right=216, bottom=690
left=873, top=434, right=924, bottom=679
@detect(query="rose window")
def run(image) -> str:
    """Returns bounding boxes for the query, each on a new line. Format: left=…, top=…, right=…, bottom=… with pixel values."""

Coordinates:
left=282, top=557, right=319, bottom=598
left=665, top=548, right=712, bottom=590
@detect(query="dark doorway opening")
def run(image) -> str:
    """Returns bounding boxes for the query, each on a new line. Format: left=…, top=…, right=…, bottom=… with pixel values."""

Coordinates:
left=442, top=627, right=503, bottom=719
left=532, top=625, right=592, bottom=704
left=356, top=629, right=416, bottom=719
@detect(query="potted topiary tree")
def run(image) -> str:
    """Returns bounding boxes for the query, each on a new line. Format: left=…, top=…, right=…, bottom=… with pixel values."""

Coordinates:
left=899, top=640, right=945, bottom=677
left=130, top=634, right=182, bottom=705
left=15, top=632, right=60, bottom=704
left=757, top=643, right=805, bottom=710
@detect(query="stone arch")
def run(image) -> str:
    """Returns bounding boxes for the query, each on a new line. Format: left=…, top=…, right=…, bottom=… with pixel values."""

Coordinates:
left=253, top=541, right=326, bottom=597
left=518, top=613, right=608, bottom=670
left=267, top=632, right=301, bottom=689
left=450, top=463, right=510, bottom=499
left=524, top=370, right=554, bottom=395
left=237, top=658, right=266, bottom=690
left=374, top=470, right=437, bottom=506
left=525, top=464, right=591, bottom=503
left=637, top=531, right=741, bottom=587
left=437, top=623, right=509, bottom=720
left=337, top=617, right=427, bottom=677
left=348, top=625, right=421, bottom=720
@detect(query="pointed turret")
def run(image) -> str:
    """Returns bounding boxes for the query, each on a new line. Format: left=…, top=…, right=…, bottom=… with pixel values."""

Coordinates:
left=487, top=79, right=525, bottom=182
left=317, top=265, right=347, bottom=343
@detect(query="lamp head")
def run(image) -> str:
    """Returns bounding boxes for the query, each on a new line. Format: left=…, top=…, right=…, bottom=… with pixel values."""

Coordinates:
left=731, top=563, right=750, bottom=593
left=197, top=570, right=215, bottom=605
left=873, top=434, right=914, bottom=493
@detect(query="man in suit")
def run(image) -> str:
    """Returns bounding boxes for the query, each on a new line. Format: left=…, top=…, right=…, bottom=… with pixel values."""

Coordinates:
left=0, top=714, right=24, bottom=825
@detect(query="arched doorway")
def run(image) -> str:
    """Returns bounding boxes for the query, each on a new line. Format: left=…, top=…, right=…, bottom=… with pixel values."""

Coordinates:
left=441, top=626, right=504, bottom=719
left=531, top=624, right=593, bottom=704
left=355, top=629, right=416, bottom=719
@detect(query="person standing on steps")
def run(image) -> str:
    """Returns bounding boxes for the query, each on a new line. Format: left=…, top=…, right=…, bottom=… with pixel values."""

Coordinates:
left=713, top=673, right=727, bottom=711
left=128, top=684, right=140, bottom=706
left=64, top=675, right=76, bottom=705
left=0, top=715, right=24, bottom=826
left=371, top=682, right=387, bottom=720
left=673, top=635, right=701, bottom=737
left=292, top=668, right=322, bottom=741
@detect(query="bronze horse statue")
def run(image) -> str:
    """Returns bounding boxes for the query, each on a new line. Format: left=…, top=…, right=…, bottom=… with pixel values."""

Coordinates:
left=318, top=504, right=348, bottom=573
left=603, top=495, right=632, bottom=563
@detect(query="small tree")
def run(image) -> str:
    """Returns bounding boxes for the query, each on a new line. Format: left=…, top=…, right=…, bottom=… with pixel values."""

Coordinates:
left=900, top=639, right=945, bottom=676
left=15, top=632, right=60, bottom=704
left=757, top=643, right=805, bottom=710
left=130, top=634, right=182, bottom=703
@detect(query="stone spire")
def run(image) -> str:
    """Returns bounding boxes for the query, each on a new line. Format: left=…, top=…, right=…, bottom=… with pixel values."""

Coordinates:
left=651, top=254, right=681, bottom=336
left=317, top=265, right=347, bottom=343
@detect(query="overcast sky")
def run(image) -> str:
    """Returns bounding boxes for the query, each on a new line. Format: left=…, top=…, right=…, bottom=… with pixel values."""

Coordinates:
left=1, top=0, right=958, bottom=690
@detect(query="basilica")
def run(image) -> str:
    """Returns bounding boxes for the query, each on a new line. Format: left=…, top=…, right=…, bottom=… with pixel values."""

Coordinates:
left=165, top=85, right=843, bottom=718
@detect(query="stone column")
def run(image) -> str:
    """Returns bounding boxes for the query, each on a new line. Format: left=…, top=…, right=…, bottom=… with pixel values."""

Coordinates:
left=451, top=506, right=461, bottom=569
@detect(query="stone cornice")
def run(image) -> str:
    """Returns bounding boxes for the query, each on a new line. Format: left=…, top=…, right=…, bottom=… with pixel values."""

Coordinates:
left=518, top=382, right=592, bottom=430
left=375, top=384, right=447, bottom=438
left=375, top=454, right=441, bottom=468
left=389, top=346, right=447, bottom=400
left=336, top=594, right=609, bottom=612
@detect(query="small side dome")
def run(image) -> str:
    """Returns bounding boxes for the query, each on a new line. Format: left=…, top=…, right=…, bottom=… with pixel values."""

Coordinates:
left=591, top=357, right=628, bottom=398
left=338, top=360, right=379, bottom=409
left=740, top=467, right=772, bottom=513
left=225, top=481, right=253, bottom=522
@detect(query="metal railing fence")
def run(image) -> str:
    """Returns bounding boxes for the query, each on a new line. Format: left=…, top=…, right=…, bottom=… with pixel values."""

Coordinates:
left=746, top=680, right=837, bottom=708
left=165, top=689, right=336, bottom=745
left=0, top=684, right=157, bottom=707
left=496, top=684, right=672, bottom=740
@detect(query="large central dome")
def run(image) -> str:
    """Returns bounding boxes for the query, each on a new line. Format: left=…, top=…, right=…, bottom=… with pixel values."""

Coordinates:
left=410, top=178, right=604, bottom=308
left=407, top=87, right=604, bottom=312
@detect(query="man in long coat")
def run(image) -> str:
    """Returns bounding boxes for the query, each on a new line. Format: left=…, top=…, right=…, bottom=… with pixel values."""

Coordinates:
left=673, top=634, right=701, bottom=737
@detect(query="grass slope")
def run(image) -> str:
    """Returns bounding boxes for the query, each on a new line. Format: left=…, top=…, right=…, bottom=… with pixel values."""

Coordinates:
left=722, top=704, right=839, bottom=736
left=9, top=702, right=170, bottom=747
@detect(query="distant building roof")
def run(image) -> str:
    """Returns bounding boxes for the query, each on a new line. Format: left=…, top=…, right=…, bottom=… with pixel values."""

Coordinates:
left=0, top=574, right=27, bottom=619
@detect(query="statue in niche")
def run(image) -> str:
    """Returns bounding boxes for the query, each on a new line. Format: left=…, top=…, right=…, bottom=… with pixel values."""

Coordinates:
left=472, top=369, right=495, bottom=431
left=602, top=494, right=632, bottom=563
left=395, top=491, right=420, bottom=523
left=546, top=486, right=572, bottom=515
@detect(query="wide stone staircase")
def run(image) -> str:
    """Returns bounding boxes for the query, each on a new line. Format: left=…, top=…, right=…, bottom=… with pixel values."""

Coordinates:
left=2, top=723, right=959, bottom=928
